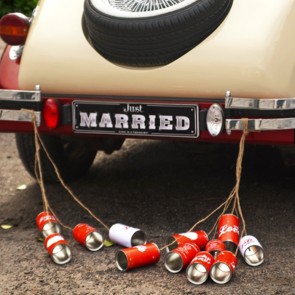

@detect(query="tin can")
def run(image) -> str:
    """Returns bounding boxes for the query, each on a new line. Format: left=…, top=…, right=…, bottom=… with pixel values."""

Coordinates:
left=205, top=239, right=226, bottom=258
left=44, top=233, right=71, bottom=265
left=165, top=243, right=200, bottom=273
left=239, top=235, right=264, bottom=266
left=36, top=211, right=61, bottom=238
left=109, top=223, right=147, bottom=248
left=73, top=223, right=104, bottom=251
left=218, top=214, right=240, bottom=252
left=210, top=250, right=238, bottom=284
left=116, top=243, right=160, bottom=271
left=166, top=230, right=209, bottom=252
left=186, top=251, right=215, bottom=285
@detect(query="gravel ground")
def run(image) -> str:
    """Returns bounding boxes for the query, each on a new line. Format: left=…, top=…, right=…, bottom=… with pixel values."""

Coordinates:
left=0, top=133, right=295, bottom=295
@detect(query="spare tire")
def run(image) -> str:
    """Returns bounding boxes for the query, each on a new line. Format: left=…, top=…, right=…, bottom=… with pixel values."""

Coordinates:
left=83, top=0, right=233, bottom=67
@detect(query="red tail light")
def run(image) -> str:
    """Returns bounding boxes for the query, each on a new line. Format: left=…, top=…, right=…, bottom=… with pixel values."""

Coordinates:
left=0, top=13, right=30, bottom=45
left=44, top=99, right=60, bottom=129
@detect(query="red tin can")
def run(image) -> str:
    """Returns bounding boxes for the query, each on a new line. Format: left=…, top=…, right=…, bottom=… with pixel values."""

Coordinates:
left=186, top=251, right=215, bottom=285
left=73, top=223, right=104, bottom=251
left=36, top=211, right=61, bottom=238
left=44, top=233, right=71, bottom=265
left=205, top=239, right=226, bottom=258
left=166, top=230, right=209, bottom=252
left=239, top=235, right=264, bottom=266
left=210, top=250, right=238, bottom=284
left=218, top=214, right=240, bottom=252
left=109, top=223, right=147, bottom=248
left=116, top=243, right=160, bottom=271
left=165, top=243, right=200, bottom=273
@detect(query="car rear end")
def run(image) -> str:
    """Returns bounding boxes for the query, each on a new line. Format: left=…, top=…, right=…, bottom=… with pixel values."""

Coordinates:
left=0, top=0, right=295, bottom=145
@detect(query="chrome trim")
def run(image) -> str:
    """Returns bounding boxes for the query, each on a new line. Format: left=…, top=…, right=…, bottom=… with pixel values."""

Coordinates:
left=225, top=118, right=295, bottom=134
left=9, top=46, right=24, bottom=60
left=0, top=89, right=41, bottom=102
left=0, top=88, right=41, bottom=126
left=206, top=103, right=224, bottom=137
left=225, top=93, right=295, bottom=110
left=0, top=109, right=41, bottom=126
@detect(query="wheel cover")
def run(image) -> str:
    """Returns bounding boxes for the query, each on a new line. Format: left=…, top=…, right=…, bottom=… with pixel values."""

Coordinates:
left=90, top=0, right=198, bottom=18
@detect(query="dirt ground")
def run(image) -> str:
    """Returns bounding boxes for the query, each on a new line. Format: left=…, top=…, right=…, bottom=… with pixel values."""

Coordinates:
left=0, top=132, right=295, bottom=295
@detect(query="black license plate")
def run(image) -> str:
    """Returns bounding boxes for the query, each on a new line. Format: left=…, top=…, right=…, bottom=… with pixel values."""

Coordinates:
left=73, top=101, right=199, bottom=138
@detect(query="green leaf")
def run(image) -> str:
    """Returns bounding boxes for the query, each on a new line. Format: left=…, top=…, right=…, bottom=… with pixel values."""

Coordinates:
left=36, top=237, right=44, bottom=243
left=17, top=184, right=27, bottom=190
left=103, top=240, right=114, bottom=247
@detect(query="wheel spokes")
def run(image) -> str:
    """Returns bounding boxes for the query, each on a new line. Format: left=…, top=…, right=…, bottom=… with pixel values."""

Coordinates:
left=108, top=0, right=186, bottom=12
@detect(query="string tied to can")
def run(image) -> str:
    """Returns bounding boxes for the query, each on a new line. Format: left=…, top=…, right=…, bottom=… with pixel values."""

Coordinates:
left=22, top=109, right=110, bottom=232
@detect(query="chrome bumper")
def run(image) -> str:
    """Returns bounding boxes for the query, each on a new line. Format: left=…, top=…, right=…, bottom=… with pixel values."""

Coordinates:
left=225, top=91, right=295, bottom=134
left=0, top=87, right=41, bottom=126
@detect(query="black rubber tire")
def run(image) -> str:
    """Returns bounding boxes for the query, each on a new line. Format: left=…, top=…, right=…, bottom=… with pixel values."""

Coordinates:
left=15, top=133, right=97, bottom=183
left=83, top=0, right=233, bottom=67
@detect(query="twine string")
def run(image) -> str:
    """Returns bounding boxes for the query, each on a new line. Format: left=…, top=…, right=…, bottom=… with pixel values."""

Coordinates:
left=23, top=109, right=110, bottom=231
left=162, top=118, right=250, bottom=250
left=36, top=132, right=110, bottom=231
left=30, top=110, right=49, bottom=213
left=24, top=107, right=249, bottom=245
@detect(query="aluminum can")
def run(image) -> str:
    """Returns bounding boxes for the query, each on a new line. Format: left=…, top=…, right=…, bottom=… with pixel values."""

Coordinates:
left=36, top=211, right=61, bottom=238
left=116, top=243, right=160, bottom=271
left=44, top=233, right=71, bottom=265
left=218, top=214, right=240, bottom=252
left=239, top=235, right=264, bottom=266
left=210, top=250, right=238, bottom=284
left=73, top=223, right=104, bottom=251
left=165, top=243, right=200, bottom=273
left=205, top=239, right=226, bottom=258
left=109, top=223, right=147, bottom=248
left=166, top=230, right=209, bottom=252
left=186, top=251, right=215, bottom=285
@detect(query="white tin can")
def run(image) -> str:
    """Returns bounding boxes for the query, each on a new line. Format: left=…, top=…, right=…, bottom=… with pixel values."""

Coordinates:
left=239, top=235, right=264, bottom=266
left=109, top=223, right=147, bottom=248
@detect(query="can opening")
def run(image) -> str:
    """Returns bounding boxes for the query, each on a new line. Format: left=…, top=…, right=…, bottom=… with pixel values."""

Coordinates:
left=131, top=230, right=146, bottom=246
left=164, top=252, right=183, bottom=273
left=116, top=250, right=128, bottom=271
left=244, top=246, right=264, bottom=266
left=51, top=244, right=71, bottom=265
left=186, top=263, right=208, bottom=285
left=85, top=231, right=104, bottom=251
left=42, top=222, right=61, bottom=238
left=223, top=241, right=237, bottom=253
left=210, top=262, right=232, bottom=284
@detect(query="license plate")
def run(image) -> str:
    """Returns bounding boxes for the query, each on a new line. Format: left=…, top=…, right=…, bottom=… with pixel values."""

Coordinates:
left=73, top=101, right=199, bottom=139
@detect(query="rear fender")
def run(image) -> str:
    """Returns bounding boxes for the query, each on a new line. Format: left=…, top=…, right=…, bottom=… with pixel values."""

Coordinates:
left=0, top=45, right=20, bottom=89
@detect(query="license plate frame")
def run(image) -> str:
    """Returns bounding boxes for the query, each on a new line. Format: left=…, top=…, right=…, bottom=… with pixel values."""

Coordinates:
left=73, top=101, right=199, bottom=139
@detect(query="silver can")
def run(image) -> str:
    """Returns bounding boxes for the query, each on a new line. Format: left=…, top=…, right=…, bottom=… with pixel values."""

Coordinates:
left=239, top=235, right=264, bottom=266
left=44, top=233, right=72, bottom=265
left=36, top=211, right=61, bottom=238
left=73, top=223, right=104, bottom=251
left=210, top=250, right=238, bottom=284
left=186, top=251, right=215, bottom=285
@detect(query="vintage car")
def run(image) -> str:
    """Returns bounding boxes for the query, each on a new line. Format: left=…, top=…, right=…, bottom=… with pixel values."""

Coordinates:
left=0, top=0, right=295, bottom=182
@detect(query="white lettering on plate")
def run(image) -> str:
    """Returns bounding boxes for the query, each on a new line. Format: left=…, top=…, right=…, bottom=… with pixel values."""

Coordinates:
left=80, top=112, right=97, bottom=128
left=78, top=111, right=192, bottom=132
left=99, top=113, right=113, bottom=128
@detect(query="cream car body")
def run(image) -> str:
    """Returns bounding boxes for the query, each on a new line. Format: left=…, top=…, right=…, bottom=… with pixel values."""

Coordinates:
left=20, top=0, right=295, bottom=98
